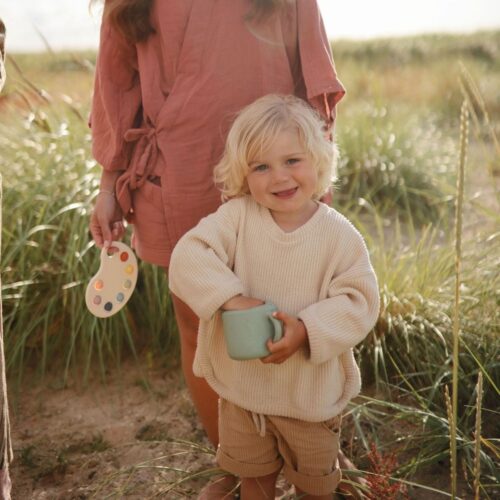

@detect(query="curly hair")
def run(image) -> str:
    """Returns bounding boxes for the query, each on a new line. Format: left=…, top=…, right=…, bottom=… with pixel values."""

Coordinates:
left=214, top=95, right=338, bottom=201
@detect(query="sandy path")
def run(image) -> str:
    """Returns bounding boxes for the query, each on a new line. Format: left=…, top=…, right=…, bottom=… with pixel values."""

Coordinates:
left=9, top=362, right=217, bottom=499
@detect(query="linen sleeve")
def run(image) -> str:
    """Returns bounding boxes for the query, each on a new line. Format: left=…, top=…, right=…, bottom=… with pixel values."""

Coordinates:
left=296, top=0, right=345, bottom=129
left=298, top=225, right=380, bottom=365
left=89, top=17, right=142, bottom=171
left=168, top=200, right=246, bottom=321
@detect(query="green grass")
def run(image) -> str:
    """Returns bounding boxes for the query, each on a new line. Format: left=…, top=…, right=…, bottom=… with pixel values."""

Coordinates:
left=336, top=106, right=457, bottom=224
left=0, top=106, right=178, bottom=384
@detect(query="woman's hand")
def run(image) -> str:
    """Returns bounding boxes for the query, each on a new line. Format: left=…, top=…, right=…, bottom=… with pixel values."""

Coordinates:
left=261, top=311, right=309, bottom=364
left=89, top=192, right=125, bottom=248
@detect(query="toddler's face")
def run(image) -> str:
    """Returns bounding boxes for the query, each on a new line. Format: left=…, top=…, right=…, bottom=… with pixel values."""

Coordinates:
left=246, top=127, right=318, bottom=230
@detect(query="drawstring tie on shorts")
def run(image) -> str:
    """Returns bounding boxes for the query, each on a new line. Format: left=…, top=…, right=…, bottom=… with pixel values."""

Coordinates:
left=251, top=412, right=267, bottom=437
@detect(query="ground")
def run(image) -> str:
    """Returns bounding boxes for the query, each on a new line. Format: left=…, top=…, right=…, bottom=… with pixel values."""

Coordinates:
left=9, top=362, right=219, bottom=499
left=10, top=362, right=323, bottom=500
left=8, top=361, right=473, bottom=500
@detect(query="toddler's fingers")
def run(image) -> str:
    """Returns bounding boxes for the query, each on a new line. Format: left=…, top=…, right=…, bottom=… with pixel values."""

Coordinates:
left=260, top=352, right=287, bottom=364
left=265, top=337, right=289, bottom=358
left=272, top=310, right=291, bottom=325
left=264, top=358, right=287, bottom=365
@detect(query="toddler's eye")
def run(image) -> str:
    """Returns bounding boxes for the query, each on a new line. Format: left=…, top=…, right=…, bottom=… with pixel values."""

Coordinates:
left=286, top=158, right=300, bottom=165
left=252, top=164, right=269, bottom=172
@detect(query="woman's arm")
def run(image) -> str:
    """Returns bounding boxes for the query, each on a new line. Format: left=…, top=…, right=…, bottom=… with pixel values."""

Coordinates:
left=89, top=17, right=141, bottom=246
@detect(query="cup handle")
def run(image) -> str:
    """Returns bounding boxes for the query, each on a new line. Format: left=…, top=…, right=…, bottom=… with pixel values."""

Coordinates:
left=268, top=314, right=283, bottom=342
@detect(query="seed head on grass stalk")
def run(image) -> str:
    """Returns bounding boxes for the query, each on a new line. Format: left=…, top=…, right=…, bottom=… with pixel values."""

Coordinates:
left=449, top=100, right=469, bottom=499
left=459, top=64, right=500, bottom=208
left=445, top=385, right=457, bottom=498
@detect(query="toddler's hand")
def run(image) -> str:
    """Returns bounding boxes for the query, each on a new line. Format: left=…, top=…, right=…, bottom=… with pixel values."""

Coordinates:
left=221, top=295, right=264, bottom=311
left=261, top=311, right=308, bottom=364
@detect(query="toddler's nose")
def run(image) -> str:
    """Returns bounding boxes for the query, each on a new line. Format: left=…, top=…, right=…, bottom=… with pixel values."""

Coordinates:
left=271, top=165, right=290, bottom=182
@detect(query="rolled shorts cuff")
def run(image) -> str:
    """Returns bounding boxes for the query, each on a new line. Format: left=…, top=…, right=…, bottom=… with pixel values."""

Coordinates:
left=216, top=448, right=283, bottom=479
left=283, top=465, right=341, bottom=496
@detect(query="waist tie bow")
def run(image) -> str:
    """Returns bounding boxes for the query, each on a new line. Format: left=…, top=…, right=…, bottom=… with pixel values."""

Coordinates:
left=115, top=123, right=159, bottom=216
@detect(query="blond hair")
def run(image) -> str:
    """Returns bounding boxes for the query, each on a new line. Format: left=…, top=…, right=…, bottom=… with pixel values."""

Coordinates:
left=214, top=94, right=337, bottom=200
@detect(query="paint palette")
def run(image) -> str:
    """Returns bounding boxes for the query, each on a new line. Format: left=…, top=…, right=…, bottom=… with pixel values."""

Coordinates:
left=85, top=241, right=138, bottom=318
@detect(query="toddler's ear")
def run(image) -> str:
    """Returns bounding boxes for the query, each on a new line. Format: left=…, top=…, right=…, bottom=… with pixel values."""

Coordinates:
left=319, top=188, right=333, bottom=206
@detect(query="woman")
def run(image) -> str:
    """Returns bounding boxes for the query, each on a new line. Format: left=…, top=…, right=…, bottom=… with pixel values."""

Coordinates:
left=89, top=1, right=347, bottom=497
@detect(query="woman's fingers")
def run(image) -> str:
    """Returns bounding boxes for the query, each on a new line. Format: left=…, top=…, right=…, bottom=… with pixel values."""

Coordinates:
left=89, top=212, right=105, bottom=248
left=111, top=221, right=125, bottom=240
left=97, top=212, right=114, bottom=246
left=90, top=195, right=125, bottom=248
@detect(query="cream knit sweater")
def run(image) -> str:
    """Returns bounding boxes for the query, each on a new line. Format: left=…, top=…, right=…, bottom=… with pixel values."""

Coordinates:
left=169, top=196, right=379, bottom=422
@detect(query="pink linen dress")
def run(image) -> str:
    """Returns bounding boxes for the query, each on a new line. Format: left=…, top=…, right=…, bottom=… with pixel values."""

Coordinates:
left=90, top=0, right=345, bottom=267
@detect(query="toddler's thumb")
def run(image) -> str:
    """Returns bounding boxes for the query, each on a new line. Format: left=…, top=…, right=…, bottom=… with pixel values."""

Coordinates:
left=273, top=310, right=288, bottom=323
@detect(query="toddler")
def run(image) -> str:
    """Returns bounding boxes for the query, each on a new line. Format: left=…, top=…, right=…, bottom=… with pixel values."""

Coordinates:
left=169, top=94, right=379, bottom=499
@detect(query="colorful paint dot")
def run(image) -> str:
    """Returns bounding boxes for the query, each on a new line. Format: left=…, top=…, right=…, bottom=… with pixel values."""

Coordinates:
left=93, top=295, right=102, bottom=305
left=104, top=302, right=113, bottom=312
left=125, top=264, right=134, bottom=275
left=123, top=280, right=132, bottom=290
left=94, top=280, right=104, bottom=291
left=120, top=252, right=129, bottom=262
left=116, top=293, right=125, bottom=302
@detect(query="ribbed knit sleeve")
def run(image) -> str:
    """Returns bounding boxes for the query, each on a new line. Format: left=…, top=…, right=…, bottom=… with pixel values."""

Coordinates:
left=168, top=199, right=246, bottom=321
left=298, top=223, right=380, bottom=365
left=90, top=18, right=142, bottom=171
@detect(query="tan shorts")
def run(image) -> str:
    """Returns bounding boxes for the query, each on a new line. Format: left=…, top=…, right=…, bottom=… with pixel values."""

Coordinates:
left=216, top=399, right=342, bottom=496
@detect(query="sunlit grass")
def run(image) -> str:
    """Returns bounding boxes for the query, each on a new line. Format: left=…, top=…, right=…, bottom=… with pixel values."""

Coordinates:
left=337, top=106, right=456, bottom=225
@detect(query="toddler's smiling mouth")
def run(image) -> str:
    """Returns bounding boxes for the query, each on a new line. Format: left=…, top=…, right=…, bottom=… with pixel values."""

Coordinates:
left=272, top=187, right=298, bottom=198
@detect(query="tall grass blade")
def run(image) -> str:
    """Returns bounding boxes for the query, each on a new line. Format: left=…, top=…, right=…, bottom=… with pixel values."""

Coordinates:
left=473, top=372, right=483, bottom=500
left=0, top=175, right=14, bottom=495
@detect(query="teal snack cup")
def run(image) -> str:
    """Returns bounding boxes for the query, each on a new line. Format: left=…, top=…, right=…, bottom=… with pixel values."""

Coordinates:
left=221, top=302, right=283, bottom=360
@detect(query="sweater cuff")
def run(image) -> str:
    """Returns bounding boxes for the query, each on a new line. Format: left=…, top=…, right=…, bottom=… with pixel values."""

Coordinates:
left=169, top=279, right=245, bottom=322
left=201, top=283, right=246, bottom=321
left=298, top=308, right=343, bottom=365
